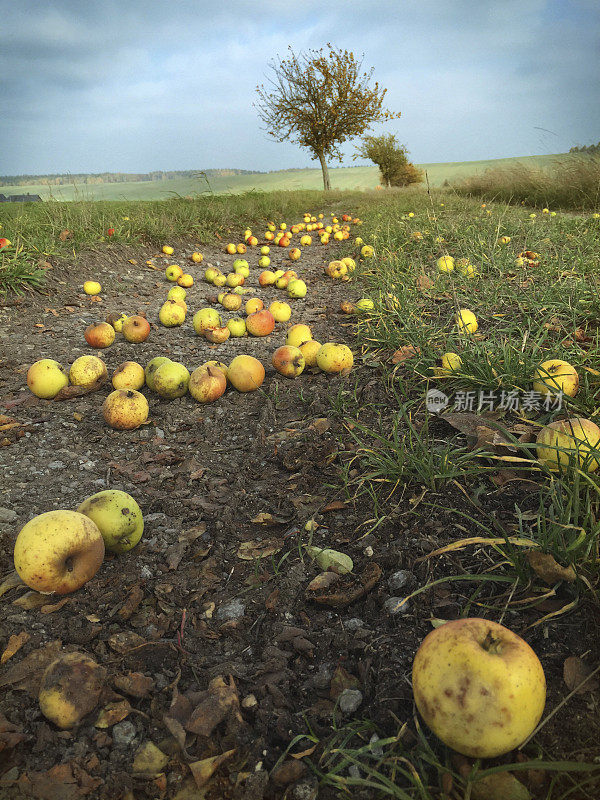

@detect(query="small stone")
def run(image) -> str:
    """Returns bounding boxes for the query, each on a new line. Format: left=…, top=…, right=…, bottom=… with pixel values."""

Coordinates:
left=363, top=545, right=374, bottom=557
left=140, top=566, right=152, bottom=579
left=383, top=596, right=410, bottom=615
left=348, top=764, right=362, bottom=779
left=241, top=694, right=258, bottom=710
left=0, top=507, right=17, bottom=523
left=387, top=570, right=413, bottom=592
left=47, top=461, right=65, bottom=470
left=216, top=598, right=246, bottom=621
left=338, top=688, right=363, bottom=714
left=111, top=720, right=137, bottom=748
left=344, top=618, right=364, bottom=631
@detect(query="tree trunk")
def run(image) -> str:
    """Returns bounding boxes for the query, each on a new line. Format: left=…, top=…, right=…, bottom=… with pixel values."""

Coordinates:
left=317, top=151, right=331, bottom=191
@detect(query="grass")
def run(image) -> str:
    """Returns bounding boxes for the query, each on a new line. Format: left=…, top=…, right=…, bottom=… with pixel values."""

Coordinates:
left=3, top=182, right=600, bottom=796
left=454, top=154, right=600, bottom=211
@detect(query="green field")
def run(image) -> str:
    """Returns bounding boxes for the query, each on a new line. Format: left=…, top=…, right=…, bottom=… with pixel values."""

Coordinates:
left=0, top=153, right=572, bottom=202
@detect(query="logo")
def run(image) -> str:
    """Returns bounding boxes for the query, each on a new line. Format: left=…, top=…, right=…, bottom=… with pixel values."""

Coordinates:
left=426, top=389, right=449, bottom=413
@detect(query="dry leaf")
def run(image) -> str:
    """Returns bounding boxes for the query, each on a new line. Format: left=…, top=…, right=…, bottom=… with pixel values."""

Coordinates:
left=188, top=749, right=235, bottom=788
left=237, top=538, right=283, bottom=560
left=1, top=632, right=30, bottom=664
left=132, top=741, right=169, bottom=775
left=392, top=345, right=420, bottom=365
left=113, top=672, right=155, bottom=699
left=526, top=551, right=576, bottom=584
left=416, top=274, right=433, bottom=292
left=95, top=699, right=131, bottom=728
left=13, top=591, right=49, bottom=610
left=0, top=711, right=26, bottom=753
left=53, top=374, right=107, bottom=401
left=306, top=563, right=382, bottom=607
left=311, top=418, right=331, bottom=434
left=0, top=571, right=24, bottom=598
left=471, top=771, right=531, bottom=800
left=59, top=229, right=71, bottom=241
left=178, top=523, right=207, bottom=542
left=108, top=631, right=147, bottom=653
left=290, top=744, right=317, bottom=759
left=563, top=656, right=599, bottom=694
left=185, top=675, right=243, bottom=737
left=329, top=665, right=360, bottom=699
left=0, top=640, right=62, bottom=693
left=40, top=597, right=70, bottom=614
left=321, top=500, right=347, bottom=512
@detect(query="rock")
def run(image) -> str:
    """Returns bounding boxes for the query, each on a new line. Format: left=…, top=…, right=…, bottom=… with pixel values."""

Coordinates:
left=242, top=694, right=258, bottom=710
left=216, top=598, right=246, bottom=621
left=338, top=688, right=363, bottom=714
left=344, top=618, right=364, bottom=631
left=387, top=570, right=413, bottom=592
left=140, top=566, right=152, bottom=579
left=0, top=507, right=17, bottom=524
left=383, top=596, right=411, bottom=615
left=111, top=720, right=137, bottom=748
left=286, top=775, right=319, bottom=800
left=348, top=764, right=362, bottom=779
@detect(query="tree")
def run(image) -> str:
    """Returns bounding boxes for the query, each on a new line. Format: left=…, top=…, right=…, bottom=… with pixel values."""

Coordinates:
left=355, top=134, right=423, bottom=187
left=255, top=44, right=400, bottom=190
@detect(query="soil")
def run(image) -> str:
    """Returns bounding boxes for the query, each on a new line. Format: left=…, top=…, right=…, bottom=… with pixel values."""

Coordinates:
left=0, top=229, right=599, bottom=800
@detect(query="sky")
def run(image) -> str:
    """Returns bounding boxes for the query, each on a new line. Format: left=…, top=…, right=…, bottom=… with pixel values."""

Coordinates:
left=1, top=0, right=599, bottom=175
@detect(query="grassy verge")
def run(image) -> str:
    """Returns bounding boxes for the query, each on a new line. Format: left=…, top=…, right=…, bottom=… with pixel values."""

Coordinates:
left=452, top=155, right=600, bottom=210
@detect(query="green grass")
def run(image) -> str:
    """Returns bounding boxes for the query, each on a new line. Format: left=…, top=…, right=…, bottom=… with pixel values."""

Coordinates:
left=0, top=152, right=573, bottom=201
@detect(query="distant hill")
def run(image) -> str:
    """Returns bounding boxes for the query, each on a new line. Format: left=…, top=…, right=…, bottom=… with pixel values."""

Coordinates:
left=0, top=153, right=575, bottom=201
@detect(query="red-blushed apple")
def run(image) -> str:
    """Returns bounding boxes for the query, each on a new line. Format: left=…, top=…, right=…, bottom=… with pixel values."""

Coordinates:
left=259, top=270, right=276, bottom=287
left=27, top=359, right=69, bottom=399
left=85, top=322, right=115, bottom=349
left=246, top=310, right=275, bottom=337
left=236, top=243, right=247, bottom=254
left=122, top=315, right=151, bottom=342
left=316, top=343, right=354, bottom=373
left=189, top=365, right=227, bottom=403
left=272, top=345, right=305, bottom=378
left=228, top=355, right=265, bottom=392
left=412, top=618, right=546, bottom=758
left=14, top=510, right=105, bottom=595
left=112, top=361, right=145, bottom=390
left=102, top=389, right=149, bottom=429
left=69, top=355, right=107, bottom=387
left=286, top=323, right=312, bottom=348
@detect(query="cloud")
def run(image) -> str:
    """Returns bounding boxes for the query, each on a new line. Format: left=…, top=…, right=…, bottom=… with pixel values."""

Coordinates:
left=1, top=0, right=598, bottom=173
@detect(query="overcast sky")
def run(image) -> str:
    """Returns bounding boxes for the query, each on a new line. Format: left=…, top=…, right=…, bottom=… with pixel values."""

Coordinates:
left=2, top=0, right=598, bottom=175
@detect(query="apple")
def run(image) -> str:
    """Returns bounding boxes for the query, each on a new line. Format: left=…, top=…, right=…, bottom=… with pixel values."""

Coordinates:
left=233, top=285, right=251, bottom=295
left=14, top=510, right=105, bottom=594
left=162, top=245, right=174, bottom=255
left=159, top=300, right=186, bottom=327
left=112, top=361, right=145, bottom=390
left=273, top=269, right=285, bottom=280
left=178, top=273, right=194, bottom=287
left=361, top=245, right=374, bottom=257
left=341, top=257, right=356, bottom=272
left=227, top=317, right=247, bottom=337
left=233, top=259, right=250, bottom=276
left=289, top=248, right=301, bottom=261
left=259, top=270, right=276, bottom=286
left=355, top=298, right=374, bottom=312
left=258, top=256, right=271, bottom=269
left=152, top=361, right=190, bottom=399
left=228, top=355, right=265, bottom=392
left=334, top=230, right=344, bottom=241
left=213, top=273, right=227, bottom=287
left=168, top=285, right=187, bottom=302
left=299, top=340, right=322, bottom=367
left=533, top=360, right=579, bottom=398
left=317, top=343, right=354, bottom=373
left=458, top=261, right=477, bottom=278
left=247, top=236, right=258, bottom=247
left=499, top=235, right=511, bottom=244
left=197, top=360, right=228, bottom=379
left=39, top=651, right=105, bottom=729
left=189, top=365, right=227, bottom=403
left=355, top=237, right=364, bottom=246
left=165, top=264, right=183, bottom=282
left=236, top=243, right=247, bottom=254
left=0, top=237, right=12, bottom=249
left=193, top=308, right=221, bottom=334
left=269, top=301, right=292, bottom=322
left=287, top=279, right=307, bottom=299
left=221, top=293, right=242, bottom=311
left=69, top=355, right=107, bottom=387
left=78, top=490, right=144, bottom=553
left=226, top=243, right=237, bottom=254
left=145, top=357, right=171, bottom=391
left=280, top=223, right=287, bottom=230
left=191, top=251, right=204, bottom=263
left=286, top=323, right=312, bottom=348
left=272, top=345, right=305, bottom=378
left=441, top=352, right=462, bottom=373
left=260, top=246, right=270, bottom=256
left=227, top=272, right=245, bottom=288
left=264, top=231, right=275, bottom=241
left=204, top=267, right=220, bottom=283
left=246, top=310, right=275, bottom=337
left=205, top=326, right=231, bottom=343
left=245, top=298, right=264, bottom=315
left=106, top=312, right=128, bottom=332
left=436, top=256, right=455, bottom=273
left=412, top=618, right=546, bottom=758
left=300, top=235, right=311, bottom=246
left=103, top=389, right=149, bottom=429
left=122, top=315, right=151, bottom=342
left=83, top=281, right=101, bottom=295
left=456, top=309, right=478, bottom=334
left=85, top=322, right=115, bottom=349
left=27, top=359, right=69, bottom=399
left=536, top=417, right=600, bottom=472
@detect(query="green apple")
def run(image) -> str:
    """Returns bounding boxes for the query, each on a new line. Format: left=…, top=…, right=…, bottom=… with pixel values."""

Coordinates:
left=145, top=357, right=172, bottom=392
left=227, top=317, right=247, bottom=337
left=77, top=490, right=143, bottom=554
left=153, top=361, right=190, bottom=399
left=258, top=256, right=271, bottom=268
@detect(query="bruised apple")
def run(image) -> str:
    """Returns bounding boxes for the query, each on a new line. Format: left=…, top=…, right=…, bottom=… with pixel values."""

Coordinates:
left=412, top=618, right=546, bottom=758
left=272, top=346, right=305, bottom=378
left=103, top=389, right=149, bottom=429
left=39, top=651, right=106, bottom=729
left=228, top=355, right=265, bottom=392
left=85, top=322, right=115, bottom=349
left=122, top=315, right=151, bottom=342
left=78, top=489, right=144, bottom=553
left=189, top=365, right=227, bottom=403
left=316, top=343, right=353, bottom=373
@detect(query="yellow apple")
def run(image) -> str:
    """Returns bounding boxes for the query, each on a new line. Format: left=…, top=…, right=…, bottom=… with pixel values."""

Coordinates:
left=355, top=298, right=374, bottom=312
left=361, top=245, right=374, bottom=258
left=227, top=317, right=247, bottom=337
left=165, top=264, right=182, bottom=281
left=159, top=300, right=186, bottom=327
left=412, top=618, right=546, bottom=758
left=228, top=355, right=265, bottom=392
left=103, top=389, right=149, bottom=429
left=145, top=357, right=171, bottom=391
left=27, top=359, right=69, bottom=399
left=39, top=651, right=105, bottom=729
left=191, top=251, right=204, bottom=263
left=287, top=279, right=307, bottom=299
left=193, top=308, right=221, bottom=335
left=162, top=245, right=174, bottom=255
left=456, top=309, right=478, bottom=334
left=14, top=510, right=105, bottom=595
left=78, top=490, right=144, bottom=553
left=536, top=417, right=600, bottom=472
left=533, top=359, right=579, bottom=398
left=168, top=286, right=187, bottom=302
left=441, top=352, right=462, bottom=373
left=112, top=361, right=145, bottom=390
left=269, top=301, right=292, bottom=322
left=316, top=343, right=353, bottom=373
left=299, top=340, right=322, bottom=367
left=177, top=273, right=194, bottom=288
left=286, top=323, right=312, bottom=348
left=83, top=281, right=101, bottom=295
left=152, top=361, right=190, bottom=399
left=436, top=256, right=455, bottom=273
left=69, top=355, right=107, bottom=387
